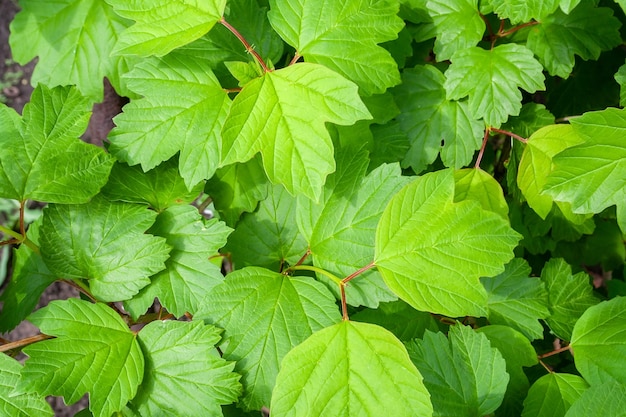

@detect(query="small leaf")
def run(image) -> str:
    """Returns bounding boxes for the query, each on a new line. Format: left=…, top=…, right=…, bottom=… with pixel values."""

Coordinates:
left=492, top=0, right=561, bottom=24
left=454, top=168, right=509, bottom=220
left=564, top=380, right=626, bottom=417
left=427, top=0, right=485, bottom=60
left=0, top=354, right=53, bottom=417
left=521, top=373, right=588, bottom=417
left=271, top=321, right=433, bottom=417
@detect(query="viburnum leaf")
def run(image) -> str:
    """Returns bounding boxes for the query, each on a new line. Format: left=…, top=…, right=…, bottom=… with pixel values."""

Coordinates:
left=481, top=259, right=549, bottom=341
left=444, top=44, right=545, bottom=127
left=502, top=103, right=555, bottom=139
left=195, top=267, right=341, bottom=411
left=125, top=205, right=231, bottom=319
left=0, top=354, right=53, bottom=417
left=565, top=380, right=626, bottom=417
left=352, top=300, right=439, bottom=341
left=9, top=0, right=129, bottom=100
left=615, top=62, right=626, bottom=107
left=521, top=373, right=588, bottom=417
left=394, top=65, right=484, bottom=172
left=221, top=63, right=371, bottom=201
left=0, top=85, right=114, bottom=203
left=407, top=324, right=509, bottom=417
left=540, top=258, right=599, bottom=341
left=454, top=168, right=509, bottom=221
left=267, top=0, right=404, bottom=95
left=374, top=169, right=521, bottom=317
left=526, top=3, right=621, bottom=79
left=108, top=53, right=231, bottom=188
left=39, top=197, right=171, bottom=302
left=15, top=299, right=144, bottom=417
left=271, top=321, right=433, bottom=417
left=571, top=296, right=626, bottom=385
left=226, top=184, right=308, bottom=271
left=297, top=146, right=410, bottom=307
left=426, top=0, right=485, bottom=61
left=492, top=0, right=562, bottom=24
left=127, top=320, right=241, bottom=415
left=106, top=0, right=226, bottom=56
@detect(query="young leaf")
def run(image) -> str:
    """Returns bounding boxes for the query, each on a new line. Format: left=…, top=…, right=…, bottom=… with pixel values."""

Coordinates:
left=0, top=354, right=53, bottom=417
left=271, top=321, right=433, bottom=417
left=352, top=300, right=439, bottom=341
left=221, top=63, right=371, bottom=201
left=128, top=320, right=241, bottom=415
left=15, top=299, right=144, bottom=417
left=444, top=44, right=545, bottom=127
left=375, top=169, right=521, bottom=317
left=454, top=168, right=509, bottom=221
left=0, top=85, right=114, bottom=203
left=564, top=380, right=626, bottom=417
left=267, top=0, right=404, bottom=95
left=521, top=373, right=588, bottom=417
left=427, top=0, right=485, bottom=61
left=492, top=0, right=561, bottom=24
left=195, top=267, right=341, bottom=411
left=407, top=324, right=510, bottom=417
left=106, top=0, right=227, bottom=56
left=40, top=197, right=171, bottom=302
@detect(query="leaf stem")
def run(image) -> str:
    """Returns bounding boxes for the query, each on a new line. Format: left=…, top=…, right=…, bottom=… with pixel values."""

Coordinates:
left=289, top=53, right=302, bottom=66
left=60, top=279, right=96, bottom=302
left=498, top=21, right=539, bottom=38
left=342, top=261, right=376, bottom=284
left=538, top=345, right=572, bottom=359
left=288, top=265, right=342, bottom=285
left=293, top=248, right=311, bottom=267
left=475, top=128, right=491, bottom=168
left=490, top=127, right=528, bottom=144
left=0, top=334, right=54, bottom=353
left=0, top=224, right=21, bottom=241
left=340, top=284, right=349, bottom=321
left=219, top=17, right=270, bottom=73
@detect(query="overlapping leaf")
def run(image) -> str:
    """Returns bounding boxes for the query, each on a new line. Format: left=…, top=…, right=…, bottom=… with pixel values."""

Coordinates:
left=271, top=321, right=433, bottom=416
left=427, top=0, right=485, bottom=61
left=492, top=0, right=568, bottom=24
left=565, top=380, right=626, bottom=417
left=454, top=168, right=509, bottom=220
left=521, top=373, right=588, bottom=417
left=221, top=63, right=371, bottom=201
left=267, top=0, right=404, bottom=95
left=0, top=354, right=53, bottom=417
left=352, top=300, right=439, bottom=341
left=15, top=299, right=144, bottom=417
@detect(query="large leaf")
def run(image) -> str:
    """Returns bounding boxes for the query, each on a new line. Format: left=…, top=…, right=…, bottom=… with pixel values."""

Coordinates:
left=521, top=373, right=588, bottom=417
left=0, top=354, right=53, bottom=417
left=128, top=320, right=241, bottom=416
left=0, top=85, right=114, bottom=203
left=221, top=63, right=371, bottom=201
left=427, top=0, right=485, bottom=61
left=271, top=321, right=433, bottom=417
left=565, top=380, right=626, bottom=417
left=39, top=197, right=171, bottom=302
left=267, top=0, right=404, bottom=95
left=374, top=169, right=521, bottom=317
left=407, top=324, right=509, bottom=417
left=195, top=267, right=341, bottom=410
left=15, top=299, right=144, bottom=417
left=444, top=44, right=545, bottom=127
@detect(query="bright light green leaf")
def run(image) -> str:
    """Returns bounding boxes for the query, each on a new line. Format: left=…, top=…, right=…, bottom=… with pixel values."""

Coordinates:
left=394, top=65, right=484, bottom=172
left=565, top=380, right=626, bottom=417
left=108, top=53, right=231, bottom=188
left=540, top=258, right=599, bottom=341
left=267, top=0, right=404, bottom=95
left=571, top=296, right=626, bottom=385
left=106, top=0, right=226, bottom=56
left=521, top=373, right=588, bottom=417
left=454, top=168, right=509, bottom=220
left=226, top=184, right=307, bottom=271
left=481, top=259, right=549, bottom=340
left=16, top=299, right=144, bottom=417
left=0, top=354, right=53, bottom=417
left=375, top=170, right=521, bottom=317
left=492, top=0, right=561, bottom=24
left=40, top=197, right=171, bottom=302
left=444, top=44, right=545, bottom=127
left=526, top=3, right=621, bottom=79
left=352, top=300, right=439, bottom=341
left=9, top=0, right=129, bottom=100
left=0, top=85, right=114, bottom=203
left=128, top=320, right=241, bottom=416
left=221, top=63, right=371, bottom=201
left=615, top=61, right=626, bottom=107
left=271, top=321, right=433, bottom=417
left=125, top=205, right=231, bottom=319
left=427, top=0, right=485, bottom=61
left=195, top=267, right=341, bottom=411
left=502, top=103, right=555, bottom=139
left=407, top=324, right=509, bottom=417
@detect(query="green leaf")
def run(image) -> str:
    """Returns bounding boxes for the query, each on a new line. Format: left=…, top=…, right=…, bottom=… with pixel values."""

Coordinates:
left=375, top=169, right=521, bottom=317
left=352, top=300, right=439, bottom=341
left=394, top=65, right=484, bottom=172
left=128, top=320, right=241, bottom=415
left=125, top=205, right=231, bottom=318
left=565, top=380, right=626, bottom=417
left=0, top=354, right=53, bottom=417
left=481, top=259, right=549, bottom=341
left=571, top=296, right=626, bottom=385
left=108, top=53, right=231, bottom=188
left=16, top=299, right=144, bottom=417
left=271, top=321, right=433, bottom=417
left=503, top=103, right=555, bottom=139
left=521, top=373, right=588, bottom=417
left=40, top=197, right=171, bottom=302
left=106, top=0, right=227, bottom=56
left=615, top=61, right=626, bottom=107
left=444, top=44, right=545, bottom=127
left=526, top=3, right=621, bottom=79
left=9, top=0, right=129, bottom=100
left=195, top=267, right=341, bottom=411
left=267, top=0, right=404, bottom=95
left=540, top=258, right=599, bottom=341
left=0, top=85, right=114, bottom=203
left=454, top=168, right=509, bottom=220
left=427, top=0, right=485, bottom=61
left=221, top=63, right=371, bottom=201
left=407, top=324, right=509, bottom=417
left=226, top=184, right=308, bottom=271
left=492, top=0, right=561, bottom=24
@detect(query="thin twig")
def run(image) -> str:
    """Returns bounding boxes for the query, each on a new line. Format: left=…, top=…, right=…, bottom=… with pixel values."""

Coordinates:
left=475, top=129, right=491, bottom=169
left=342, top=261, right=376, bottom=284
left=220, top=18, right=270, bottom=72
left=490, top=127, right=528, bottom=143
left=0, top=334, right=54, bottom=353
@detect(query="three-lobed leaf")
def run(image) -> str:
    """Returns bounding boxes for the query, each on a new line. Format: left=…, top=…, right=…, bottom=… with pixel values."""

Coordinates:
left=0, top=354, right=53, bottom=417
left=427, top=0, right=485, bottom=61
